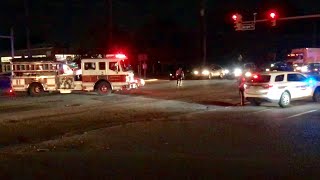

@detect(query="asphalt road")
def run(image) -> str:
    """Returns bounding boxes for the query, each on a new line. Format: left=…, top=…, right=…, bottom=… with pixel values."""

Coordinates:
left=0, top=79, right=320, bottom=178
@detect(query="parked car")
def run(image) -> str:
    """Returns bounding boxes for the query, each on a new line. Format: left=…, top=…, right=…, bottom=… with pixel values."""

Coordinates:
left=191, top=64, right=227, bottom=79
left=244, top=71, right=320, bottom=108
left=224, top=62, right=258, bottom=79
left=301, top=63, right=320, bottom=75
left=269, top=61, right=294, bottom=71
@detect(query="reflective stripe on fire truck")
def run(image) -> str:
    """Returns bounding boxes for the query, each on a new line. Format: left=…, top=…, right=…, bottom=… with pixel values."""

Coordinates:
left=81, top=75, right=127, bottom=83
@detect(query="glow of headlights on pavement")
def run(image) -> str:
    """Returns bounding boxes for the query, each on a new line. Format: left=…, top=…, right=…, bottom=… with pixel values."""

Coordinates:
left=202, top=70, right=210, bottom=75
left=194, top=71, right=199, bottom=75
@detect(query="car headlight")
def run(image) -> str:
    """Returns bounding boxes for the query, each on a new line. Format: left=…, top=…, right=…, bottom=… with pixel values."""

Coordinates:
left=202, top=70, right=210, bottom=75
left=245, top=71, right=252, bottom=77
left=224, top=69, right=229, bottom=74
left=295, top=66, right=302, bottom=71
left=271, top=64, right=275, bottom=67
left=234, top=68, right=242, bottom=77
left=169, top=73, right=173, bottom=76
left=140, top=79, right=145, bottom=86
left=301, top=66, right=308, bottom=72
left=194, top=70, right=199, bottom=75
left=266, top=68, right=270, bottom=72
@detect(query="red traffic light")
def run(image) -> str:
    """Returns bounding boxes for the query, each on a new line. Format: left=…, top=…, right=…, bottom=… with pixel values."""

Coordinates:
left=268, top=10, right=278, bottom=26
left=232, top=14, right=238, bottom=21
left=270, top=12, right=276, bottom=19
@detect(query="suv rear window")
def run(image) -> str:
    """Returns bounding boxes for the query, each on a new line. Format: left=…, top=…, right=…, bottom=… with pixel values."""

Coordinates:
left=275, top=75, right=284, bottom=82
left=247, top=75, right=271, bottom=83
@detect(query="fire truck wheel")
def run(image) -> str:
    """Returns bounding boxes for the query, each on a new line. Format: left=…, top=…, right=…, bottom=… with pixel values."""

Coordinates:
left=65, top=79, right=73, bottom=89
left=96, top=81, right=112, bottom=95
left=28, top=83, right=44, bottom=96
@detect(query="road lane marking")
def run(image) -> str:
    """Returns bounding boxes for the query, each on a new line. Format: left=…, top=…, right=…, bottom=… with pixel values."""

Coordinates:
left=284, top=110, right=318, bottom=119
left=251, top=108, right=272, bottom=114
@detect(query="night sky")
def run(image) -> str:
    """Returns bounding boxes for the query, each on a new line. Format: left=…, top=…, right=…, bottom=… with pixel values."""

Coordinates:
left=0, top=0, right=320, bottom=65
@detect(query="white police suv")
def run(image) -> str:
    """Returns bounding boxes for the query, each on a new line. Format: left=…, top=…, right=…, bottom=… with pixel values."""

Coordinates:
left=244, top=71, right=320, bottom=108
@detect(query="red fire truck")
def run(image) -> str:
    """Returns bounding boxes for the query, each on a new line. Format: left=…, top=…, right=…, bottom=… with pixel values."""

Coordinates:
left=10, top=54, right=144, bottom=96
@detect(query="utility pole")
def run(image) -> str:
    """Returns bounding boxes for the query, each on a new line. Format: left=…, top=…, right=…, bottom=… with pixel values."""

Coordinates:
left=0, top=28, right=15, bottom=75
left=313, top=22, right=317, bottom=47
left=24, top=0, right=31, bottom=57
left=108, top=0, right=113, bottom=50
left=200, top=0, right=207, bottom=66
left=10, top=28, right=14, bottom=59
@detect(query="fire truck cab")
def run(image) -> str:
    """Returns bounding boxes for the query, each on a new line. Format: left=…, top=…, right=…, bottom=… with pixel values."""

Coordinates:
left=76, top=54, right=140, bottom=94
left=10, top=54, right=143, bottom=96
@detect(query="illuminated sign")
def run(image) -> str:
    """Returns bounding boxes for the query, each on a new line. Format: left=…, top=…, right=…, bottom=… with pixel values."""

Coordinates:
left=55, top=54, right=76, bottom=61
left=1, top=56, right=23, bottom=63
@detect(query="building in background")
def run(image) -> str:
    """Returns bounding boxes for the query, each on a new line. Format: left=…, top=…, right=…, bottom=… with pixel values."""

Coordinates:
left=0, top=47, right=78, bottom=73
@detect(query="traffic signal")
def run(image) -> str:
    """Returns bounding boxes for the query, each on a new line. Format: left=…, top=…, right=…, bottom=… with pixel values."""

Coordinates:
left=232, top=13, right=243, bottom=31
left=269, top=11, right=278, bottom=26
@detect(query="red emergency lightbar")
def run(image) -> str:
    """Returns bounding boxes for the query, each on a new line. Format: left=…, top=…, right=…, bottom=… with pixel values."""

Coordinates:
left=115, top=54, right=126, bottom=59
left=106, top=54, right=127, bottom=59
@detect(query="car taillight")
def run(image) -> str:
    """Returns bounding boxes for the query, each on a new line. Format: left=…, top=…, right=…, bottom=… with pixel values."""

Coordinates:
left=262, top=84, right=273, bottom=89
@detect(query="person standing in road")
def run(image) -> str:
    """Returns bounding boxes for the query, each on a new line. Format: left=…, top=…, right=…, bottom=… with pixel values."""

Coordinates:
left=238, top=76, right=246, bottom=106
left=176, top=67, right=184, bottom=86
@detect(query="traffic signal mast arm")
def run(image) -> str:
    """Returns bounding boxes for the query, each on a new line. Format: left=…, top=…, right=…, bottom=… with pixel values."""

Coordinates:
left=243, top=14, right=320, bottom=24
left=0, top=35, right=11, bottom=38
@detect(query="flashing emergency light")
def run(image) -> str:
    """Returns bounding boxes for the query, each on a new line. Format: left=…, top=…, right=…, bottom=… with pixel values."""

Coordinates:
left=306, top=77, right=317, bottom=87
left=115, top=54, right=127, bottom=59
